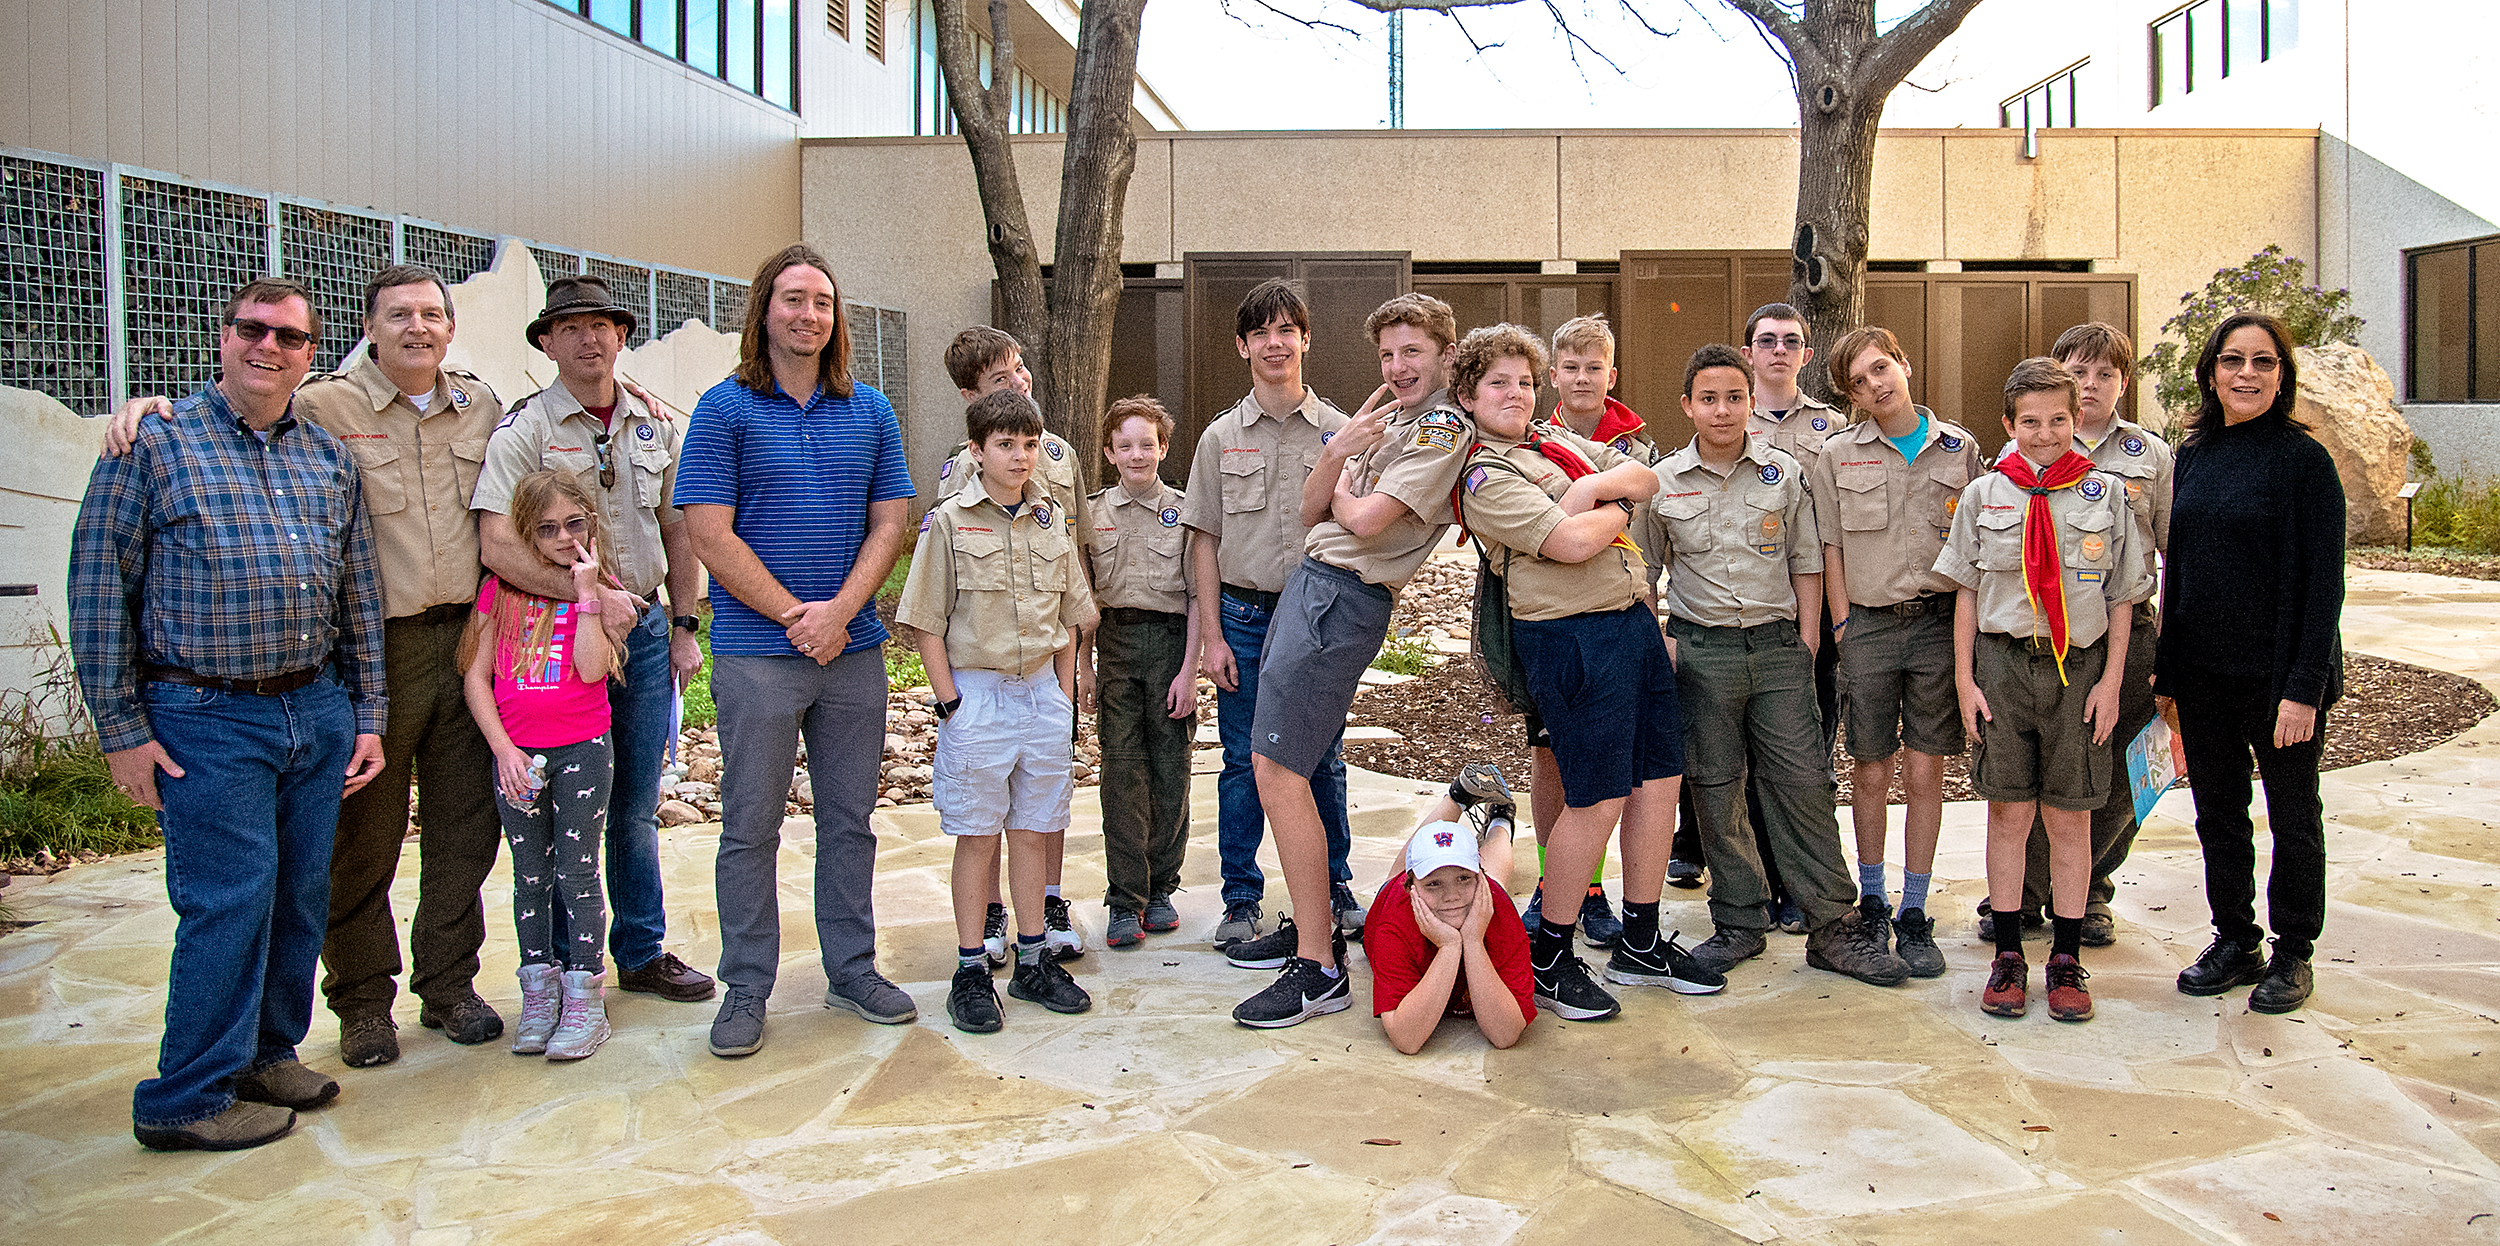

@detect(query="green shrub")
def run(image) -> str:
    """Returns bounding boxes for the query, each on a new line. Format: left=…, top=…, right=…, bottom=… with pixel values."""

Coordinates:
left=2140, top=244, right=2364, bottom=427
left=679, top=621, right=715, bottom=729
left=886, top=643, right=926, bottom=690
left=2409, top=472, right=2500, bottom=555
left=0, top=745, right=162, bottom=860
left=1370, top=633, right=1439, bottom=676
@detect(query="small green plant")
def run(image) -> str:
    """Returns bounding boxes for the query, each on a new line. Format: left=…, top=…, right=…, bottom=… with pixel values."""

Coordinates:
left=2411, top=436, right=2439, bottom=481
left=0, top=623, right=161, bottom=862
left=679, top=621, right=715, bottom=730
left=2408, top=471, right=2500, bottom=555
left=886, top=642, right=926, bottom=690
left=2140, top=244, right=2365, bottom=425
left=1369, top=633, right=1439, bottom=677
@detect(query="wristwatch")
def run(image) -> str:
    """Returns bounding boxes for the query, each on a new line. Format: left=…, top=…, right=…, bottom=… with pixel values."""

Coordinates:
left=671, top=615, right=700, bottom=634
left=1614, top=498, right=1637, bottom=517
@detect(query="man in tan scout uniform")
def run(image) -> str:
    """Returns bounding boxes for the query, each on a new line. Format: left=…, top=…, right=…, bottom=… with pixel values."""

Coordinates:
left=103, top=263, right=513, bottom=1068
left=1182, top=279, right=1357, bottom=951
left=1807, top=324, right=1981, bottom=981
left=476, top=274, right=714, bottom=1008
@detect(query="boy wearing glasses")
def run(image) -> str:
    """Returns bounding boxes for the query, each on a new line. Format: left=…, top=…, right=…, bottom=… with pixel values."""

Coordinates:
left=475, top=274, right=716, bottom=1011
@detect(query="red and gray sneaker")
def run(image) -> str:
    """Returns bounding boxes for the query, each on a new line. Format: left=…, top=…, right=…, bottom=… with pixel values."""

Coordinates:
left=1981, top=951, right=2029, bottom=1018
left=2044, top=953, right=2093, bottom=1022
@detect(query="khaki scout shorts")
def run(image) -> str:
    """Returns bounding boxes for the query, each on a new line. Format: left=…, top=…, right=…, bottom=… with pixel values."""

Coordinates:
left=1838, top=600, right=1965, bottom=761
left=1969, top=632, right=2112, bottom=812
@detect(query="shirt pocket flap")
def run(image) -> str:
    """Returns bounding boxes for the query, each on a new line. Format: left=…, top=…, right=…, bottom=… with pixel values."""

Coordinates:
left=953, top=526, right=1012, bottom=590
left=1218, top=451, right=1268, bottom=512
left=348, top=443, right=408, bottom=514
left=1927, top=459, right=1973, bottom=493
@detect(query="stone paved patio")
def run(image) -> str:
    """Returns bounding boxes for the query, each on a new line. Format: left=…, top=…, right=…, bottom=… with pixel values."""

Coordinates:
left=6, top=567, right=2500, bottom=1244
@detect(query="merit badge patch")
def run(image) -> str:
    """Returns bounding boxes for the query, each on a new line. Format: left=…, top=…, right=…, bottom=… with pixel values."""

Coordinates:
left=1759, top=462, right=1782, bottom=485
left=1046, top=440, right=1065, bottom=461
left=2081, top=533, right=2107, bottom=562
left=1940, top=434, right=1964, bottom=452
left=1946, top=496, right=1960, bottom=517
left=1412, top=411, right=1464, bottom=454
left=1810, top=416, right=1829, bottom=431
left=2078, top=477, right=2106, bottom=501
left=1159, top=506, right=1180, bottom=527
left=1464, top=466, right=1490, bottom=494
left=2125, top=480, right=2144, bottom=502
left=2121, top=435, right=2146, bottom=457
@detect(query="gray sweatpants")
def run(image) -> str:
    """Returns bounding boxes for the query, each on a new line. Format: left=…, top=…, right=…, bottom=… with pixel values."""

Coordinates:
left=712, top=649, right=888, bottom=997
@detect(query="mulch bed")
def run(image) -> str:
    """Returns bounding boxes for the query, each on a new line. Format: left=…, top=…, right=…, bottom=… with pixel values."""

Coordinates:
left=2351, top=550, right=2500, bottom=581
left=1342, top=649, right=2494, bottom=800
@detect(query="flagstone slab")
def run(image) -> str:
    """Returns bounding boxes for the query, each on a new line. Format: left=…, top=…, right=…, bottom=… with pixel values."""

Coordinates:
left=2131, top=1139, right=2500, bottom=1241
left=1675, top=1082, right=2040, bottom=1220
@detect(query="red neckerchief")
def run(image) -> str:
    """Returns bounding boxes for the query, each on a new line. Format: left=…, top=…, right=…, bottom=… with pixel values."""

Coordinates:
left=1452, top=426, right=1638, bottom=556
left=1587, top=397, right=1644, bottom=449
left=1995, top=450, right=2096, bottom=683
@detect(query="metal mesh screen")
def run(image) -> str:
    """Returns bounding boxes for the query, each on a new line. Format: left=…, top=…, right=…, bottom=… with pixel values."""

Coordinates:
left=586, top=258, right=653, bottom=348
left=529, top=245, right=581, bottom=281
left=655, top=270, right=712, bottom=335
left=876, top=307, right=907, bottom=412
left=713, top=280, right=750, bottom=331
left=401, top=225, right=496, bottom=286
left=279, top=203, right=392, bottom=370
left=119, top=176, right=270, bottom=402
left=0, top=155, right=110, bottom=414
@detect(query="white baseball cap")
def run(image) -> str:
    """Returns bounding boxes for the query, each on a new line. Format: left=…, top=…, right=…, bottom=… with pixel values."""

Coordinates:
left=1406, top=820, right=1480, bottom=878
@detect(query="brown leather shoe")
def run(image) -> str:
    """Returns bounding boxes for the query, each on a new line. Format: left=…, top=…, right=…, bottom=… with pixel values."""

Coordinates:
left=338, top=1013, right=400, bottom=1068
left=135, top=1101, right=296, bottom=1152
left=232, top=1059, right=339, bottom=1110
left=419, top=992, right=506, bottom=1044
left=616, top=951, right=715, bottom=1002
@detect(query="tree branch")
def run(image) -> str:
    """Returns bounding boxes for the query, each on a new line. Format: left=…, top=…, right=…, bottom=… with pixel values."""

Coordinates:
left=1854, top=0, right=1983, bottom=96
left=1718, top=0, right=1801, bottom=52
left=1245, top=0, right=1371, bottom=37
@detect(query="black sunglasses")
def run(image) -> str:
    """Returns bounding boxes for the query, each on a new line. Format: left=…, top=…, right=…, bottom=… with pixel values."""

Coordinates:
left=228, top=318, right=316, bottom=351
left=592, top=431, right=614, bottom=489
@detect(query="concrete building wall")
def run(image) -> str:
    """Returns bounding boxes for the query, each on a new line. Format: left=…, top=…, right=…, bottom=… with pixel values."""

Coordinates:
left=804, top=126, right=2318, bottom=468
left=2, top=0, right=803, bottom=277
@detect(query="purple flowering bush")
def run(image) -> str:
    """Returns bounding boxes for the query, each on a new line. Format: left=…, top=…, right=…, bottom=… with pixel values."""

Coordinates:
left=2141, top=244, right=2364, bottom=426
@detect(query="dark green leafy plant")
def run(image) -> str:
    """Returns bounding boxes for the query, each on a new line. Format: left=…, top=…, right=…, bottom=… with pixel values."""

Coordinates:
left=2141, top=244, right=2365, bottom=426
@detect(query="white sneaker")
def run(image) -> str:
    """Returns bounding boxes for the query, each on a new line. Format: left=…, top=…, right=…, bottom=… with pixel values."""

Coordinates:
left=545, top=969, right=610, bottom=1061
left=510, top=963, right=560, bottom=1055
left=1043, top=895, right=1085, bottom=961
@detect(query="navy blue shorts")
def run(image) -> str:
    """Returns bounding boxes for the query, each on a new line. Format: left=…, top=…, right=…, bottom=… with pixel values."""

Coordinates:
left=1514, top=603, right=1684, bottom=807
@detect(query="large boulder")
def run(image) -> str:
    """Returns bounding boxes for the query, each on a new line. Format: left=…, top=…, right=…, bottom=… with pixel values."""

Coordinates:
left=2293, top=343, right=2413, bottom=547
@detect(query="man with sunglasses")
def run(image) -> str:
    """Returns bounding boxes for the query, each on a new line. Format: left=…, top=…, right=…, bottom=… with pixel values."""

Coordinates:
left=72, top=277, right=386, bottom=1151
left=475, top=274, right=715, bottom=1008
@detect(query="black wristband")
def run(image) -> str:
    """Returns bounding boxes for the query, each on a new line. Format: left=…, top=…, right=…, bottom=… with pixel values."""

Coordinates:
left=671, top=614, right=700, bottom=633
left=936, top=696, right=963, bottom=721
left=1614, top=498, right=1637, bottom=517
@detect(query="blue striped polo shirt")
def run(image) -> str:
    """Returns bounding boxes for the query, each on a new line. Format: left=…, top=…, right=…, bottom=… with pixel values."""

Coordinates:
left=674, top=375, right=916, bottom=656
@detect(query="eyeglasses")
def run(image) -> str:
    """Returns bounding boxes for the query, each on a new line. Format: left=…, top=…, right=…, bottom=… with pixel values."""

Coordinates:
left=1750, top=334, right=1806, bottom=352
left=228, top=318, right=316, bottom=351
left=2215, top=352, right=2281, bottom=374
left=534, top=515, right=591, bottom=540
left=592, top=431, right=614, bottom=489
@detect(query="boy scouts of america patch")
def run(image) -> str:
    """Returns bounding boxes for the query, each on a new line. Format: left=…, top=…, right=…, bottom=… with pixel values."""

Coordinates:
left=1159, top=506, right=1180, bottom=527
left=1432, top=830, right=1455, bottom=848
left=1035, top=503, right=1053, bottom=528
left=2121, top=436, right=2145, bottom=456
left=1046, top=441, right=1064, bottom=461
left=637, top=424, right=655, bottom=441
left=449, top=384, right=470, bottom=409
left=2078, top=477, right=2106, bottom=501
left=1412, top=412, right=1464, bottom=453
left=1940, top=434, right=1964, bottom=452
left=1321, top=430, right=1333, bottom=444
left=1759, top=463, right=1782, bottom=485
left=1810, top=416, right=1829, bottom=431
left=1464, top=466, right=1490, bottom=494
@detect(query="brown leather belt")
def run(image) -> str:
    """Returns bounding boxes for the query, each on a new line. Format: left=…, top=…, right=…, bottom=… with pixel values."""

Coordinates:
left=1864, top=593, right=1955, bottom=617
left=1220, top=584, right=1279, bottom=612
left=394, top=601, right=472, bottom=627
left=139, top=663, right=324, bottom=696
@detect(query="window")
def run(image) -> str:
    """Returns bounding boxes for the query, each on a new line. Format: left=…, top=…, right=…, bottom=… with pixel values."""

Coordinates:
left=910, top=0, right=1067, bottom=134
left=2407, top=233, right=2500, bottom=403
left=1999, top=60, right=2087, bottom=129
left=827, top=0, right=847, bottom=40
left=546, top=3, right=798, bottom=111
left=2150, top=0, right=2279, bottom=107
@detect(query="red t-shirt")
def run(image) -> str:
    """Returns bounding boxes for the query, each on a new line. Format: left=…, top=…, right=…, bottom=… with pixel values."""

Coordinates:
left=1364, top=873, right=1536, bottom=1024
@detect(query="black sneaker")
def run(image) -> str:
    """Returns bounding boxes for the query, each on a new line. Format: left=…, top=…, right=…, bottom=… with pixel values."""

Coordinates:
left=1578, top=890, right=1624, bottom=948
left=2248, top=942, right=2314, bottom=1014
left=1226, top=915, right=1304, bottom=970
left=1666, top=858, right=1704, bottom=890
left=1892, top=907, right=1948, bottom=978
left=948, top=962, right=1003, bottom=1033
left=2176, top=936, right=2267, bottom=997
left=1142, top=893, right=1181, bottom=933
left=1042, top=895, right=1084, bottom=961
left=981, top=902, right=1011, bottom=968
left=1602, top=931, right=1727, bottom=995
left=1683, top=924, right=1768, bottom=976
left=1233, top=956, right=1354, bottom=1028
left=1521, top=888, right=1544, bottom=935
left=1533, top=950, right=1622, bottom=1020
left=1331, top=881, right=1368, bottom=935
left=1008, top=955, right=1093, bottom=1014
left=1857, top=895, right=1895, bottom=953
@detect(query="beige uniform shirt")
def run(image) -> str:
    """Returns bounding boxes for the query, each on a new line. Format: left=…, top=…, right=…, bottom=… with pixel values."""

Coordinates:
left=1555, top=408, right=1666, bottom=594
left=1179, top=387, right=1347, bottom=594
left=1303, top=395, right=1471, bottom=591
left=297, top=351, right=500, bottom=618
left=1748, top=390, right=1844, bottom=469
left=1653, top=439, right=1822, bottom=629
left=2079, top=418, right=2173, bottom=585
left=1456, top=426, right=1647, bottom=621
left=937, top=430, right=1089, bottom=543
left=1084, top=480, right=1193, bottom=614
left=895, top=480, right=1096, bottom=677
left=1806, top=408, right=1981, bottom=607
left=1934, top=466, right=2151, bottom=647
left=474, top=381, right=680, bottom=598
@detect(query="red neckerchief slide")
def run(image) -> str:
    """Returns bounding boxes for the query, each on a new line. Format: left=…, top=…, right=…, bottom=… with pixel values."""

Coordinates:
left=1993, top=450, right=2096, bottom=684
left=1454, top=428, right=1640, bottom=559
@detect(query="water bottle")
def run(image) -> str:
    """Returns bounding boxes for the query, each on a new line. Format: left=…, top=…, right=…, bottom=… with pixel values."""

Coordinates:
left=521, top=754, right=548, bottom=815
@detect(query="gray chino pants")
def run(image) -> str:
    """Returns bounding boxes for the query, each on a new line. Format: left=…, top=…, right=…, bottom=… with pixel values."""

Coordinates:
left=712, top=649, right=887, bottom=997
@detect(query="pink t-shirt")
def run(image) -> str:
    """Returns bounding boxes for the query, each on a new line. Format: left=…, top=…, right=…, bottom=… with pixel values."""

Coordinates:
left=477, top=577, right=613, bottom=748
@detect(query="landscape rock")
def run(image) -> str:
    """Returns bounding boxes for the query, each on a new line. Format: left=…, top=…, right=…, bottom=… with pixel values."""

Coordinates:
left=2294, top=342, right=2414, bottom=546
left=656, top=799, right=704, bottom=827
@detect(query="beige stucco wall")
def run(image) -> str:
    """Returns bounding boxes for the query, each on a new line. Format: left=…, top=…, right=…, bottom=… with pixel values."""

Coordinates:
left=804, top=127, right=2320, bottom=471
left=4, top=0, right=800, bottom=277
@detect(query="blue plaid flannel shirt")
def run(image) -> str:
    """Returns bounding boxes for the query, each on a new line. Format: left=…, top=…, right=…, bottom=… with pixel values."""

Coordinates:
left=69, top=385, right=387, bottom=752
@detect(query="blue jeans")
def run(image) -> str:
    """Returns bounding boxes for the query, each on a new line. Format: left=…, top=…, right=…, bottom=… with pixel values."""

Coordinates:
left=1214, top=591, right=1351, bottom=906
left=553, top=603, right=670, bottom=971
left=134, top=676, right=352, bottom=1129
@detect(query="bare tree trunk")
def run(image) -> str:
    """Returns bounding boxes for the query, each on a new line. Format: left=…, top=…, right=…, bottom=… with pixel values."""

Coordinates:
left=931, top=0, right=1047, bottom=381
left=1039, top=0, right=1147, bottom=491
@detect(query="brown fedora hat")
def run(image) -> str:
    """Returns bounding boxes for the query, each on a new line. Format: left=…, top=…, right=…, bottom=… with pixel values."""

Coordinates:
left=526, top=274, right=639, bottom=350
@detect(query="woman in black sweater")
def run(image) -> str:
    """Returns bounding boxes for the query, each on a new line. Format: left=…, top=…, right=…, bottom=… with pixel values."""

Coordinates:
left=2156, top=311, right=2345, bottom=1015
